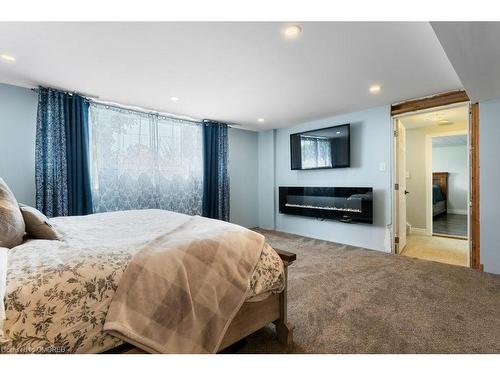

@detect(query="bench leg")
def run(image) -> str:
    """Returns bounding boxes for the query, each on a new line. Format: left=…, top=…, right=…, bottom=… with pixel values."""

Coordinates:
left=275, top=321, right=294, bottom=346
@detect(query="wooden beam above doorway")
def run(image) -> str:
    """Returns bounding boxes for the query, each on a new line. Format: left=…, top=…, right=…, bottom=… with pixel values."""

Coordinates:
left=391, top=90, right=470, bottom=116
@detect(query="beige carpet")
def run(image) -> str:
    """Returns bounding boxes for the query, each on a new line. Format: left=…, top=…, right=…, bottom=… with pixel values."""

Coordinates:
left=401, top=234, right=468, bottom=267
left=230, top=229, right=500, bottom=354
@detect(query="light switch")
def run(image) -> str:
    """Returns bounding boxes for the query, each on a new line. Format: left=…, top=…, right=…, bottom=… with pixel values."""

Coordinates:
left=379, top=162, right=386, bottom=172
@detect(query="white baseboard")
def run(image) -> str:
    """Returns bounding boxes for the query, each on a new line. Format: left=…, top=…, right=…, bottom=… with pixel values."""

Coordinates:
left=410, top=227, right=428, bottom=235
left=447, top=209, right=467, bottom=215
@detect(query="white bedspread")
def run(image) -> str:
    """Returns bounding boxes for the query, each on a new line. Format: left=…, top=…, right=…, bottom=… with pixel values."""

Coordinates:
left=0, top=210, right=283, bottom=354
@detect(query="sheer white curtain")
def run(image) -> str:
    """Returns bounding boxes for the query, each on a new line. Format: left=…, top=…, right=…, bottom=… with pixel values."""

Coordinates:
left=301, top=136, right=332, bottom=169
left=89, top=103, right=203, bottom=215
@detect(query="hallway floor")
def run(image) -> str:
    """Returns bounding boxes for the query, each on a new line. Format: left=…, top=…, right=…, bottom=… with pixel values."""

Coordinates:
left=401, top=233, right=468, bottom=267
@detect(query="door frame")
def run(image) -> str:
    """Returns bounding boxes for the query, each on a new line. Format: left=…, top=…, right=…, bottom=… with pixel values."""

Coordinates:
left=390, top=91, right=481, bottom=269
left=392, top=118, right=407, bottom=254
left=392, top=117, right=398, bottom=253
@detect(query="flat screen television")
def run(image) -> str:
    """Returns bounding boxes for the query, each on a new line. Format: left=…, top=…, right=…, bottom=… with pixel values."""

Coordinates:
left=290, top=124, right=350, bottom=170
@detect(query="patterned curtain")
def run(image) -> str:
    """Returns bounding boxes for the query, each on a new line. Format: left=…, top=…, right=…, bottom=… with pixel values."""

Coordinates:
left=89, top=103, right=203, bottom=215
left=35, top=87, right=93, bottom=217
left=201, top=120, right=229, bottom=221
left=65, top=95, right=93, bottom=216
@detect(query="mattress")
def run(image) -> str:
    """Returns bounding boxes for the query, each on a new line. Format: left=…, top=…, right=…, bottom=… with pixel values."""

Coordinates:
left=0, top=209, right=284, bottom=354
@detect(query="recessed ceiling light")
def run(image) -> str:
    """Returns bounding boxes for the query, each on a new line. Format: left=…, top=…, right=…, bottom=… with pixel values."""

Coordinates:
left=369, top=84, right=382, bottom=94
left=283, top=25, right=302, bottom=39
left=257, top=118, right=265, bottom=123
left=0, top=53, right=16, bottom=63
left=170, top=96, right=179, bottom=102
left=336, top=131, right=341, bottom=134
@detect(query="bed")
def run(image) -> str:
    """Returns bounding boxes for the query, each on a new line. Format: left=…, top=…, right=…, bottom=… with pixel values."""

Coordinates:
left=0, top=209, right=295, bottom=354
left=432, top=172, right=448, bottom=217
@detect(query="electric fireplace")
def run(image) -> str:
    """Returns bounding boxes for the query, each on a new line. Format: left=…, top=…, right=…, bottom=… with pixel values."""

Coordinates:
left=279, top=187, right=373, bottom=224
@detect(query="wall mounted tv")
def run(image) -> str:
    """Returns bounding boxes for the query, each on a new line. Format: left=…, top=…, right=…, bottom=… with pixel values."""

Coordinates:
left=290, top=124, right=350, bottom=170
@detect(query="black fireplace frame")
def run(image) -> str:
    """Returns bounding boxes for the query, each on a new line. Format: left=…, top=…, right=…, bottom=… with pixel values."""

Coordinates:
left=279, top=186, right=373, bottom=224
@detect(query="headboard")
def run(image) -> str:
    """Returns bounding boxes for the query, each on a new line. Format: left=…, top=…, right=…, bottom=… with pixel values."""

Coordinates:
left=433, top=172, right=449, bottom=203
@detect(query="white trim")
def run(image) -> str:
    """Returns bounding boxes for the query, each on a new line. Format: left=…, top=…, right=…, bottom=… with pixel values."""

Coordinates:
left=466, top=103, right=472, bottom=268
left=447, top=209, right=468, bottom=215
left=410, top=227, right=428, bottom=235
left=391, top=118, right=399, bottom=254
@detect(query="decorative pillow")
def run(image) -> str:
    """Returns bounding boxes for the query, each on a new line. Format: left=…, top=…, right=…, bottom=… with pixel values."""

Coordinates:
left=19, top=205, right=60, bottom=240
left=0, top=178, right=25, bottom=248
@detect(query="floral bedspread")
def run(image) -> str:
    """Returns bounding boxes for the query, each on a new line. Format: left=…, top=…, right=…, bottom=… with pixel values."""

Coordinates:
left=0, top=210, right=283, bottom=354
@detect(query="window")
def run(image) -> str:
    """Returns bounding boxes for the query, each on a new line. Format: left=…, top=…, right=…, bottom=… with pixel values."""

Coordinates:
left=89, top=103, right=203, bottom=215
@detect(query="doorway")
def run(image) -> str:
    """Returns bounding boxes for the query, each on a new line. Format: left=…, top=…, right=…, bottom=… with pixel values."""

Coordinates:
left=393, top=103, right=470, bottom=267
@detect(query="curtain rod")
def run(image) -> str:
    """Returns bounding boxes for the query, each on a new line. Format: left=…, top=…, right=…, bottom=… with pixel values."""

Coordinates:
left=31, top=87, right=100, bottom=100
left=89, top=98, right=242, bottom=128
left=88, top=98, right=202, bottom=124
left=32, top=87, right=240, bottom=128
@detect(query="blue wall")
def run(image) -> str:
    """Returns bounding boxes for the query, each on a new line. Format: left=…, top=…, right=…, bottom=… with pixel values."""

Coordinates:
left=2, top=79, right=500, bottom=272
left=228, top=127, right=259, bottom=228
left=0, top=83, right=38, bottom=206
left=480, top=98, right=500, bottom=274
left=258, top=105, right=393, bottom=252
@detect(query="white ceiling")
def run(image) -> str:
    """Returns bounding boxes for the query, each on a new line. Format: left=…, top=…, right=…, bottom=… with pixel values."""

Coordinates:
left=432, top=134, right=467, bottom=148
left=431, top=22, right=500, bottom=103
left=399, top=105, right=468, bottom=129
left=0, top=22, right=463, bottom=130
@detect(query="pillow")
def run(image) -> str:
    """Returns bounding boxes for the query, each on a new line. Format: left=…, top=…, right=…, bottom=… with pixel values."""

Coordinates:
left=0, top=177, right=25, bottom=248
left=19, top=205, right=60, bottom=240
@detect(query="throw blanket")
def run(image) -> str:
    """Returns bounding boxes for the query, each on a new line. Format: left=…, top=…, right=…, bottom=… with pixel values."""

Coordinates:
left=1, top=210, right=283, bottom=354
left=104, top=215, right=265, bottom=354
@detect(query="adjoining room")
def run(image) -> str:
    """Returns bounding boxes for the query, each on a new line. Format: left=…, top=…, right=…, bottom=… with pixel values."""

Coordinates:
left=395, top=105, right=469, bottom=266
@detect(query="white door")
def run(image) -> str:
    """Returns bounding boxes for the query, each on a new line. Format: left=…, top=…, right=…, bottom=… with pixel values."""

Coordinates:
left=466, top=103, right=473, bottom=266
left=396, top=119, right=407, bottom=253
